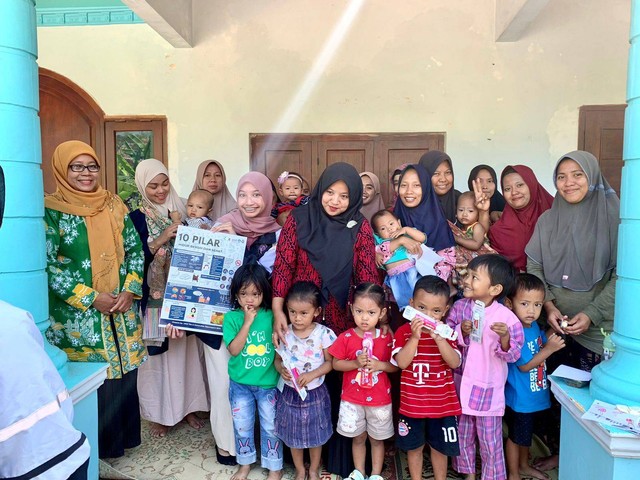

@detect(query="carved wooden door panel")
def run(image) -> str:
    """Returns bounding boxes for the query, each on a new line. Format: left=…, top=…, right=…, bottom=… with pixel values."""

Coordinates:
left=578, top=105, right=625, bottom=195
left=250, top=133, right=446, bottom=205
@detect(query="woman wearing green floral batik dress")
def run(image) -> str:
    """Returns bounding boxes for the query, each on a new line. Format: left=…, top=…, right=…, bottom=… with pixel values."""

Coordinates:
left=44, top=140, right=147, bottom=459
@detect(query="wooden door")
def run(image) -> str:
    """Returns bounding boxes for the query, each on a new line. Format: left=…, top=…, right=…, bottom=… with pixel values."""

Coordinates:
left=374, top=133, right=445, bottom=206
left=578, top=105, right=625, bottom=195
left=39, top=68, right=105, bottom=194
left=250, top=135, right=313, bottom=189
left=317, top=139, right=374, bottom=177
left=250, top=132, right=446, bottom=205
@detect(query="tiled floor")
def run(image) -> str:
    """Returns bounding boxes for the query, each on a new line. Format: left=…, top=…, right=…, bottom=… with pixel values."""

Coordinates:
left=99, top=418, right=558, bottom=480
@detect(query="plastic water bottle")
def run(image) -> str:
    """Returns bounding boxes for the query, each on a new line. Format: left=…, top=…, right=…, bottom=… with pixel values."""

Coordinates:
left=601, top=328, right=615, bottom=361
left=360, top=331, right=374, bottom=388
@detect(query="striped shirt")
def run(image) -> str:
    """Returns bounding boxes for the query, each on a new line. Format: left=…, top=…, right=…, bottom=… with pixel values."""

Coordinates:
left=392, top=323, right=462, bottom=418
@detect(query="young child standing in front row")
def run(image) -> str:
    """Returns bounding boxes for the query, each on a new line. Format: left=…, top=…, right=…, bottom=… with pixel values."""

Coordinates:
left=328, top=283, right=397, bottom=480
left=504, top=274, right=565, bottom=480
left=447, top=254, right=524, bottom=480
left=222, top=264, right=283, bottom=480
left=274, top=281, right=337, bottom=480
left=392, top=275, right=462, bottom=480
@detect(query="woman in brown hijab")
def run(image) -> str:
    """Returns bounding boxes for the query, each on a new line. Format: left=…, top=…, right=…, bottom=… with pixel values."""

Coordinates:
left=192, top=160, right=237, bottom=221
left=44, top=140, right=146, bottom=459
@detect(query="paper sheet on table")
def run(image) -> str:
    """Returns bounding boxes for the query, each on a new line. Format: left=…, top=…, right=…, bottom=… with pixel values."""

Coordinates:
left=409, top=245, right=443, bottom=277
left=551, top=365, right=592, bottom=382
left=582, top=400, right=640, bottom=435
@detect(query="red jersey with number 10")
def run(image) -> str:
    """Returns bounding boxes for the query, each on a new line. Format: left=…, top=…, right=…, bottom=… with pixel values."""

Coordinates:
left=392, top=323, right=462, bottom=418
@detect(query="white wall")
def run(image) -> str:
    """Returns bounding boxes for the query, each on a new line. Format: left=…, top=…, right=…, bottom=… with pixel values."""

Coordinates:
left=36, top=0, right=630, bottom=195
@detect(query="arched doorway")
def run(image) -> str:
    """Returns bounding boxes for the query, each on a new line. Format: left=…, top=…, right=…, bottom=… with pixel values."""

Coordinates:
left=39, top=68, right=106, bottom=194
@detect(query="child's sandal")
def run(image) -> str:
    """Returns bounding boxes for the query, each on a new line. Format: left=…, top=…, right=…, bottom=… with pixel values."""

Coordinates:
left=369, top=476, right=384, bottom=480
left=346, top=470, right=365, bottom=480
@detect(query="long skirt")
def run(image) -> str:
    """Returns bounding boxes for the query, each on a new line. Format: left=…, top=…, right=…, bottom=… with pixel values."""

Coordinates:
left=137, top=334, right=209, bottom=426
left=98, top=368, right=141, bottom=458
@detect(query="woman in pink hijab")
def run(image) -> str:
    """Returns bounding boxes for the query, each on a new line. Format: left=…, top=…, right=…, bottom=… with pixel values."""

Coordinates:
left=213, top=171, right=281, bottom=270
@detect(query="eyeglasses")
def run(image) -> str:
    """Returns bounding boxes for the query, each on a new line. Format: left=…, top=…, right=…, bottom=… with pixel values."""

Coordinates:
left=69, top=164, right=100, bottom=173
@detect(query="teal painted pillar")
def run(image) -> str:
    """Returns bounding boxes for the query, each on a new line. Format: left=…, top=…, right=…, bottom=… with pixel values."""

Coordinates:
left=590, top=0, right=640, bottom=406
left=1, top=4, right=108, bottom=478
left=0, top=0, right=66, bottom=368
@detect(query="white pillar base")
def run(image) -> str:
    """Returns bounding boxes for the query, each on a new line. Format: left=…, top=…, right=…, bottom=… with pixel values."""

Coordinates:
left=551, top=377, right=640, bottom=480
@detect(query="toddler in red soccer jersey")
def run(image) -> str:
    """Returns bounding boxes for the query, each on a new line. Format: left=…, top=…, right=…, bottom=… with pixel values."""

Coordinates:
left=392, top=275, right=462, bottom=480
left=329, top=283, right=397, bottom=480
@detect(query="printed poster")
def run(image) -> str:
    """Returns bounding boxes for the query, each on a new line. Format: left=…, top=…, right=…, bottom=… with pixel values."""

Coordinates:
left=159, top=226, right=247, bottom=334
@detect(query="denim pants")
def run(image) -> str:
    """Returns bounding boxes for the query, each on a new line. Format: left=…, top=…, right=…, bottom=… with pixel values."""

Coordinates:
left=229, top=380, right=283, bottom=471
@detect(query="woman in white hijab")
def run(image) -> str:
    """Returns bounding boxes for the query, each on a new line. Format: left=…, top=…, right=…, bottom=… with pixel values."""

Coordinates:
left=130, top=159, right=210, bottom=438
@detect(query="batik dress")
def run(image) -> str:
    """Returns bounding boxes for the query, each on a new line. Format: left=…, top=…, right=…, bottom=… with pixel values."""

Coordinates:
left=44, top=208, right=147, bottom=379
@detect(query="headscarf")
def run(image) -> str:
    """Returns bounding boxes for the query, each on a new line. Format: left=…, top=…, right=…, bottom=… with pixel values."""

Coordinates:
left=216, top=172, right=280, bottom=247
left=526, top=151, right=619, bottom=291
left=134, top=159, right=186, bottom=242
left=467, top=164, right=506, bottom=213
left=488, top=165, right=553, bottom=272
left=389, top=164, right=408, bottom=208
left=292, top=162, right=364, bottom=308
left=393, top=164, right=455, bottom=251
left=419, top=150, right=461, bottom=222
left=192, top=160, right=237, bottom=221
left=359, top=172, right=386, bottom=222
left=44, top=141, right=128, bottom=293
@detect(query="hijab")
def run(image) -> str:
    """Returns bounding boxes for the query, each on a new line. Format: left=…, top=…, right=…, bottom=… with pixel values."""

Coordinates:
left=192, top=160, right=237, bottom=221
left=216, top=172, right=280, bottom=247
left=393, top=164, right=455, bottom=251
left=359, top=172, right=386, bottom=222
left=292, top=162, right=364, bottom=308
left=134, top=159, right=187, bottom=238
left=488, top=165, right=553, bottom=271
left=525, top=151, right=619, bottom=291
left=419, top=150, right=461, bottom=222
left=467, top=164, right=506, bottom=213
left=44, top=140, right=128, bottom=293
left=389, top=163, right=409, bottom=209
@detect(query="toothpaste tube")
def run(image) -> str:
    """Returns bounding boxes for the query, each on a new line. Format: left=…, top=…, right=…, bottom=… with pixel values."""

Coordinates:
left=402, top=305, right=458, bottom=341
left=275, top=345, right=308, bottom=400
left=360, top=331, right=374, bottom=388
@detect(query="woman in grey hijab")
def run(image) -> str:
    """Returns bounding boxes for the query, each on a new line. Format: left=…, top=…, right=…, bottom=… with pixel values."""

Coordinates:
left=526, top=150, right=619, bottom=370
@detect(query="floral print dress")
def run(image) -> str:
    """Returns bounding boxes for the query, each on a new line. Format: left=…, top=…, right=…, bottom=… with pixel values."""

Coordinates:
left=45, top=208, right=147, bottom=379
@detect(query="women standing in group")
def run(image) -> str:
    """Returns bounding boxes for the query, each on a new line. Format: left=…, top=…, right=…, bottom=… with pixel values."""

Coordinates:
left=475, top=165, right=554, bottom=273
left=526, top=151, right=619, bottom=369
left=45, top=141, right=146, bottom=458
left=271, top=162, right=379, bottom=477
left=192, top=159, right=237, bottom=221
left=130, top=159, right=209, bottom=438
left=213, top=171, right=282, bottom=270
left=359, top=171, right=386, bottom=223
left=419, top=150, right=461, bottom=223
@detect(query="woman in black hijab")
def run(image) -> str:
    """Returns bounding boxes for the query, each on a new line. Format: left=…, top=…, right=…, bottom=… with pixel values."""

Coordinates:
left=419, top=150, right=461, bottom=222
left=468, top=164, right=506, bottom=223
left=272, top=162, right=380, bottom=477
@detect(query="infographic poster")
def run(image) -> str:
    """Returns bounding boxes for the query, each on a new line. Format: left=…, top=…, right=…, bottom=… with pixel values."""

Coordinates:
left=159, top=226, right=247, bottom=334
